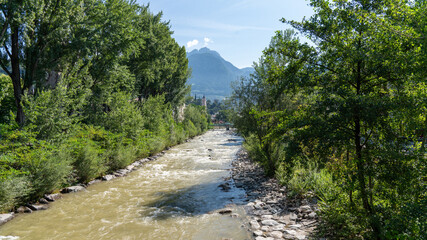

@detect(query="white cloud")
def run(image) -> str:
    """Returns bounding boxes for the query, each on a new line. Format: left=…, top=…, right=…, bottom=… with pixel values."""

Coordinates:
left=186, top=39, right=199, bottom=48
left=203, top=37, right=213, bottom=46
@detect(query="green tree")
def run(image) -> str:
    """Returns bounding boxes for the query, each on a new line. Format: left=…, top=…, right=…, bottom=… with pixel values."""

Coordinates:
left=232, top=0, right=425, bottom=238
left=128, top=9, right=190, bottom=106
left=269, top=0, right=424, bottom=238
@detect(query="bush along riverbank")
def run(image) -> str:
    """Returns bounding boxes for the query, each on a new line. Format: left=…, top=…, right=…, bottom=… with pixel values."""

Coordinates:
left=0, top=95, right=209, bottom=219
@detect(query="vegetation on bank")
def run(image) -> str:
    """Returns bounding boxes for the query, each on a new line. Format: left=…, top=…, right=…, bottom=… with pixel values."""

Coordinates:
left=0, top=0, right=209, bottom=213
left=231, top=0, right=426, bottom=239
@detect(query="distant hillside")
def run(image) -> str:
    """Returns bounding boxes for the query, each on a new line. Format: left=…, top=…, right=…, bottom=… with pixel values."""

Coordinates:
left=187, top=47, right=254, bottom=100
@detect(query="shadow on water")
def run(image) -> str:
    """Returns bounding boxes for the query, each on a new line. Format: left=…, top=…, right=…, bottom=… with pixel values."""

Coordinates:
left=220, top=142, right=242, bottom=147
left=139, top=180, right=246, bottom=221
left=220, top=138, right=243, bottom=147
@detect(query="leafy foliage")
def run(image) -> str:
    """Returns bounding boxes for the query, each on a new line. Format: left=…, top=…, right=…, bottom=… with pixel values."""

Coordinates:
left=231, top=1, right=426, bottom=239
left=0, top=1, right=209, bottom=213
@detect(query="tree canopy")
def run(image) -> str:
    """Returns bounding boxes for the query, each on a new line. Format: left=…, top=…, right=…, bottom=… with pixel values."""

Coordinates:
left=231, top=0, right=426, bottom=238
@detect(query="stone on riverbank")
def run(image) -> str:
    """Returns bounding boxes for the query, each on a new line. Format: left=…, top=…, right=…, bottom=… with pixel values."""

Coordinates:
left=61, top=185, right=86, bottom=193
left=250, top=220, right=261, bottom=230
left=44, top=193, right=62, bottom=202
left=26, top=204, right=49, bottom=211
left=16, top=206, right=32, bottom=213
left=0, top=213, right=14, bottom=225
left=261, top=219, right=279, bottom=226
left=102, top=174, right=116, bottom=181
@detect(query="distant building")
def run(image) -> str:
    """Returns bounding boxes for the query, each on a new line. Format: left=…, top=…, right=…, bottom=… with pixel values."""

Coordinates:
left=202, top=95, right=207, bottom=108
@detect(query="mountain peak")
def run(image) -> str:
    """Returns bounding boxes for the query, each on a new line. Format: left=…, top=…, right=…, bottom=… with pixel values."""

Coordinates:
left=187, top=47, right=221, bottom=58
left=187, top=48, right=254, bottom=100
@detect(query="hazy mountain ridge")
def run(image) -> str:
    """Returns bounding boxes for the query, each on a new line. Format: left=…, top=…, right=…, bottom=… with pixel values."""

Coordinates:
left=187, top=47, right=254, bottom=100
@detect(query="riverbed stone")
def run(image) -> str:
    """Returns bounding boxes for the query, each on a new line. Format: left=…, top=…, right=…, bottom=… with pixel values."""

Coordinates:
left=39, top=198, right=49, bottom=204
left=255, top=237, right=274, bottom=240
left=16, top=206, right=32, bottom=213
left=102, top=174, right=115, bottom=181
left=261, top=219, right=279, bottom=226
left=61, top=185, right=86, bottom=193
left=284, top=229, right=297, bottom=235
left=126, top=165, right=135, bottom=171
left=253, top=230, right=263, bottom=236
left=44, top=193, right=62, bottom=201
left=268, top=231, right=283, bottom=239
left=299, top=205, right=311, bottom=213
left=271, top=224, right=285, bottom=231
left=260, top=226, right=270, bottom=232
left=0, top=213, right=14, bottom=225
left=250, top=220, right=261, bottom=230
left=289, top=224, right=302, bottom=229
left=261, top=214, right=273, bottom=219
left=114, top=169, right=129, bottom=177
left=87, top=179, right=102, bottom=185
left=307, top=212, right=317, bottom=219
left=27, top=204, right=48, bottom=211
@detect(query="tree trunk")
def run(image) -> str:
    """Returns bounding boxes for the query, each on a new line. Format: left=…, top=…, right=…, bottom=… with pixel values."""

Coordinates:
left=355, top=60, right=381, bottom=239
left=11, top=25, right=24, bottom=125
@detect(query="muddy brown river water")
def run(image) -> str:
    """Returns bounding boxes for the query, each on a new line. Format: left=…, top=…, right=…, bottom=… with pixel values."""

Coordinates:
left=0, top=130, right=252, bottom=240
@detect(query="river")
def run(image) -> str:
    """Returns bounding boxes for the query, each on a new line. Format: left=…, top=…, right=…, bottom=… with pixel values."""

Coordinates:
left=0, top=130, right=252, bottom=240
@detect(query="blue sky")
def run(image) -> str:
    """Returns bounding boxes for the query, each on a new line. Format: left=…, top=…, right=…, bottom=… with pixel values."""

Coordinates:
left=137, top=0, right=314, bottom=68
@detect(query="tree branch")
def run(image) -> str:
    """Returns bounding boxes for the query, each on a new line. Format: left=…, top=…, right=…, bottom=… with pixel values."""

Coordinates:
left=0, top=59, right=11, bottom=76
left=4, top=44, right=11, bottom=58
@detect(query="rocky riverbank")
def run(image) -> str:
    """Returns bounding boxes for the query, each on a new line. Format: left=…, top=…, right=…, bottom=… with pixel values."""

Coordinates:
left=231, top=150, right=320, bottom=240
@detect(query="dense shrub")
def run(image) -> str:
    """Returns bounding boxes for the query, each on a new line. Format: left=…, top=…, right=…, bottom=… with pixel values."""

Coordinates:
left=23, top=146, right=72, bottom=199
left=184, top=104, right=208, bottom=133
left=0, top=175, right=30, bottom=213
left=23, top=74, right=91, bottom=141
left=97, top=92, right=145, bottom=140
left=105, top=142, right=137, bottom=171
left=67, top=137, right=106, bottom=184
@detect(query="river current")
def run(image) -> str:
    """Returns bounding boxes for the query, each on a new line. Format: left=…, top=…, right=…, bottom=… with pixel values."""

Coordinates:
left=0, top=130, right=252, bottom=240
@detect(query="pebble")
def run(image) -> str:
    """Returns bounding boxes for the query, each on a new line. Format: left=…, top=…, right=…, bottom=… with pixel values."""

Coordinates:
left=260, top=226, right=270, bottom=231
left=289, top=224, right=302, bottom=229
left=261, top=219, right=279, bottom=226
left=268, top=231, right=283, bottom=239
left=271, top=224, right=285, bottom=231
left=284, top=229, right=297, bottom=235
